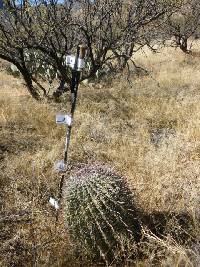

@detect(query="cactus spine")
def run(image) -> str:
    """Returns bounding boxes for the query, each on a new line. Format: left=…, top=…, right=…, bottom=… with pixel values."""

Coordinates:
left=63, top=164, right=142, bottom=265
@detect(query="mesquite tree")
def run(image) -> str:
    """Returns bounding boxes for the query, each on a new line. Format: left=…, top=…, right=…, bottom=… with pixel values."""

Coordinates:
left=164, top=0, right=200, bottom=53
left=0, top=0, right=180, bottom=100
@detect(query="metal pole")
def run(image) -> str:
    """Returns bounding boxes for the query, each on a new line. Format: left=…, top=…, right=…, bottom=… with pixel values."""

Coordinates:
left=56, top=45, right=86, bottom=221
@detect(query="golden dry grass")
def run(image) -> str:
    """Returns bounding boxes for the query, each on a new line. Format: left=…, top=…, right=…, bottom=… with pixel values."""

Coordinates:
left=0, top=45, right=200, bottom=266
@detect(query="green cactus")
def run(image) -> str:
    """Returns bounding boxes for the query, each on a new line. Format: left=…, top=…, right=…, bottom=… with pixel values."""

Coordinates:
left=63, top=164, right=142, bottom=265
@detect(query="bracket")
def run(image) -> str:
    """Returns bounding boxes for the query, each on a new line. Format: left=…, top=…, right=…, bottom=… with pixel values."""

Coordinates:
left=54, top=160, right=67, bottom=172
left=56, top=114, right=72, bottom=126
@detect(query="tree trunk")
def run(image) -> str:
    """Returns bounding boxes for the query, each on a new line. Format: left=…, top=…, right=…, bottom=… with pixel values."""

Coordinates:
left=17, top=64, right=41, bottom=100
left=22, top=71, right=41, bottom=100
left=52, top=79, right=69, bottom=102
left=180, top=36, right=189, bottom=53
left=0, top=53, right=41, bottom=100
left=175, top=35, right=189, bottom=53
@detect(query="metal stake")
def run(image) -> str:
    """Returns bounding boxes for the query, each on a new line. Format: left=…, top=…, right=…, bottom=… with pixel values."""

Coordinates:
left=55, top=45, right=86, bottom=221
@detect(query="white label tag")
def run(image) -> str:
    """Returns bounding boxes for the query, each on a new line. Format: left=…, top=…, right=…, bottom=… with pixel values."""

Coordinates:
left=66, top=55, right=75, bottom=69
left=78, top=58, right=85, bottom=70
left=56, top=114, right=72, bottom=126
left=49, top=197, right=59, bottom=210
left=66, top=55, right=85, bottom=70
left=54, top=160, right=67, bottom=172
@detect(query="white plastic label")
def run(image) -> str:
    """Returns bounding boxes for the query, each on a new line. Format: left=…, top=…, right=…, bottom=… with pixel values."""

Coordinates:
left=78, top=58, right=85, bottom=70
left=66, top=55, right=85, bottom=70
left=56, top=114, right=72, bottom=126
left=66, top=55, right=75, bottom=69
left=49, top=197, right=59, bottom=210
left=54, top=160, right=67, bottom=172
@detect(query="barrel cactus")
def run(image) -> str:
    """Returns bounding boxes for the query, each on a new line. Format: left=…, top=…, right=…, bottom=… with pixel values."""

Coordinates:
left=63, top=163, right=142, bottom=265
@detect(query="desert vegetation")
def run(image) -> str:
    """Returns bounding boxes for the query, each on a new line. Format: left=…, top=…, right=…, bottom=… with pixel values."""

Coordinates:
left=1, top=45, right=200, bottom=266
left=0, top=0, right=200, bottom=266
left=0, top=0, right=181, bottom=99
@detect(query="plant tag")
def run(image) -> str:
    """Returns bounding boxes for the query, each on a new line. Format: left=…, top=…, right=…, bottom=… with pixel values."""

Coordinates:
left=56, top=114, right=72, bottom=126
left=49, top=197, right=59, bottom=210
left=54, top=160, right=67, bottom=172
left=66, top=55, right=85, bottom=70
left=66, top=55, right=75, bottom=69
left=78, top=58, right=85, bottom=70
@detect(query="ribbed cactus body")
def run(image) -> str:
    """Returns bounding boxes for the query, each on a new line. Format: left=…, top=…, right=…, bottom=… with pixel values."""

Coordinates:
left=63, top=164, right=141, bottom=264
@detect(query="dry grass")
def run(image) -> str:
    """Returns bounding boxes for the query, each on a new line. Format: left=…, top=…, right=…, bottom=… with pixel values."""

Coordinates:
left=0, top=44, right=200, bottom=266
